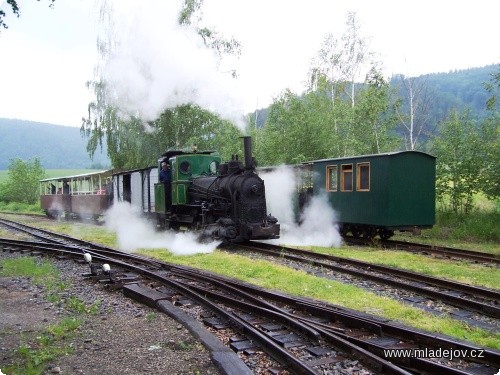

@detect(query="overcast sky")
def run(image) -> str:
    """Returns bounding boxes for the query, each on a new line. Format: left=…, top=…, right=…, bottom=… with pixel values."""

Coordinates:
left=0, top=0, right=498, bottom=127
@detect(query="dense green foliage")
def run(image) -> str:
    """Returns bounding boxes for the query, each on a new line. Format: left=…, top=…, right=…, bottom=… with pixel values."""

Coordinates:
left=478, top=114, right=500, bottom=200
left=431, top=66, right=499, bottom=211
left=251, top=70, right=400, bottom=165
left=432, top=110, right=483, bottom=213
left=0, top=158, right=46, bottom=204
left=82, top=105, right=243, bottom=169
left=396, top=67, right=493, bottom=121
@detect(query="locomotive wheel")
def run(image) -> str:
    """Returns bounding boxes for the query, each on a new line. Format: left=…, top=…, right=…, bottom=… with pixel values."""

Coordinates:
left=156, top=214, right=167, bottom=230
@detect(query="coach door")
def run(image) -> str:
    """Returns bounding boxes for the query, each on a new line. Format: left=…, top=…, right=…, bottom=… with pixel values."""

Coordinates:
left=123, top=174, right=131, bottom=203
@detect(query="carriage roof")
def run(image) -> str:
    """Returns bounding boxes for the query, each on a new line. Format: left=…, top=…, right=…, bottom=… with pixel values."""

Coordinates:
left=39, top=170, right=112, bottom=183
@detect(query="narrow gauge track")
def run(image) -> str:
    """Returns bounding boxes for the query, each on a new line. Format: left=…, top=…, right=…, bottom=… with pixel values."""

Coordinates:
left=0, top=240, right=396, bottom=374
left=2, top=240, right=500, bottom=374
left=345, top=237, right=500, bottom=266
left=1, top=219, right=500, bottom=374
left=0, top=217, right=114, bottom=251
left=230, top=242, right=500, bottom=321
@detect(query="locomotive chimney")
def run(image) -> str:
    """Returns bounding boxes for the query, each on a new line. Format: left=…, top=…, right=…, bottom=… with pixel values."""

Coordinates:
left=242, top=136, right=253, bottom=170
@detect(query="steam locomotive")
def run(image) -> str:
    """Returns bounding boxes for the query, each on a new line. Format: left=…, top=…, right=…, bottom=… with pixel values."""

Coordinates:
left=113, top=136, right=280, bottom=243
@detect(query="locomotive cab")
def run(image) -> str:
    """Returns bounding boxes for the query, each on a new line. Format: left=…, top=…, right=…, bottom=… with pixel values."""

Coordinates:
left=154, top=149, right=221, bottom=220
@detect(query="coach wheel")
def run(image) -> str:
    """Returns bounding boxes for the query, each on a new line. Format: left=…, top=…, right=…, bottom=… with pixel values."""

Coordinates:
left=351, top=227, right=362, bottom=238
left=379, top=229, right=394, bottom=240
left=46, top=210, right=57, bottom=219
left=362, top=227, right=376, bottom=240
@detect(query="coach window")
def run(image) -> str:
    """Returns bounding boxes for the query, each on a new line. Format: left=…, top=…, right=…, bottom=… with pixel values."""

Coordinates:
left=326, top=165, right=338, bottom=192
left=340, top=164, right=353, bottom=192
left=356, top=162, right=370, bottom=191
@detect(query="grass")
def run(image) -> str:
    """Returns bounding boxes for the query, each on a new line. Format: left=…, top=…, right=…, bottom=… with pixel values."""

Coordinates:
left=393, top=231, right=500, bottom=254
left=7, top=317, right=82, bottom=375
left=66, top=296, right=102, bottom=314
left=309, top=246, right=500, bottom=289
left=41, top=222, right=117, bottom=247
left=0, top=201, right=45, bottom=215
left=426, top=209, right=500, bottom=243
left=0, top=256, right=98, bottom=375
left=0, top=256, right=61, bottom=288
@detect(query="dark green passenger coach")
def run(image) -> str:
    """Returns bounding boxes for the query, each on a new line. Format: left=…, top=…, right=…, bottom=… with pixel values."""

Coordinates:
left=311, top=151, right=436, bottom=239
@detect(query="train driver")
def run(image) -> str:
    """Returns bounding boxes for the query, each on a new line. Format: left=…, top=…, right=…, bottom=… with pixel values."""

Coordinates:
left=159, top=161, right=171, bottom=184
left=160, top=161, right=172, bottom=208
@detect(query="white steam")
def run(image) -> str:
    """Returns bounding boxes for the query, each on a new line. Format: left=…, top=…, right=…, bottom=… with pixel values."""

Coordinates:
left=261, top=167, right=342, bottom=248
left=104, top=202, right=220, bottom=255
left=101, top=0, right=247, bottom=130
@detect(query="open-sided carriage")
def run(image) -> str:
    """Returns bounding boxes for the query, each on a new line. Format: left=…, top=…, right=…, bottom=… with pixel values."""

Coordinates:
left=40, top=170, right=113, bottom=220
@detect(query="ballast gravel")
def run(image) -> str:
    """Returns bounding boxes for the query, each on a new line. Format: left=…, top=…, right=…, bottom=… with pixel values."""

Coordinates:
left=0, top=250, right=222, bottom=375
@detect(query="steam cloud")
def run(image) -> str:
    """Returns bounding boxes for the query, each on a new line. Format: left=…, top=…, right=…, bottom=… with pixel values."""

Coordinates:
left=104, top=202, right=220, bottom=255
left=101, top=0, right=247, bottom=130
left=261, top=167, right=342, bottom=248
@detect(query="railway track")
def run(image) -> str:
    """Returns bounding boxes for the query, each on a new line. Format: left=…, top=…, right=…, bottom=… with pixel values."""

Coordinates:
left=229, top=242, right=500, bottom=322
left=1, top=218, right=500, bottom=374
left=345, top=236, right=500, bottom=266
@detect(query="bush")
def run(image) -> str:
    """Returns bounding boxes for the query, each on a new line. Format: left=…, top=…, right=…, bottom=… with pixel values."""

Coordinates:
left=427, top=210, right=499, bottom=243
left=0, top=201, right=44, bottom=214
left=0, top=158, right=46, bottom=204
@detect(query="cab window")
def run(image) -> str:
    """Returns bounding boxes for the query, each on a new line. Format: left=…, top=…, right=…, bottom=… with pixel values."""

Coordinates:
left=179, top=160, right=191, bottom=174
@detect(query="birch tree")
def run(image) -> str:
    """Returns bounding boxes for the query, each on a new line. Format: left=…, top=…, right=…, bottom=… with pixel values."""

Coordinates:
left=353, top=68, right=399, bottom=154
left=395, top=75, right=433, bottom=150
left=309, top=12, right=377, bottom=156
